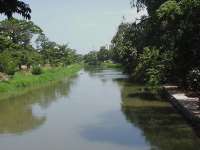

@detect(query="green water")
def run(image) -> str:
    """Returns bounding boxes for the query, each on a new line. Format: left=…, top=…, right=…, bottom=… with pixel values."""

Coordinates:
left=0, top=68, right=199, bottom=150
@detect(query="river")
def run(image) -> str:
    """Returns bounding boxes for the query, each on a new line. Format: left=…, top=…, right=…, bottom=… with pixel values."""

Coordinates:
left=0, top=67, right=199, bottom=150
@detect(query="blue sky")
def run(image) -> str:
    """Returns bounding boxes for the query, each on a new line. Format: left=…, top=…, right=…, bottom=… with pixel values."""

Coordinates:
left=3, top=0, right=145, bottom=54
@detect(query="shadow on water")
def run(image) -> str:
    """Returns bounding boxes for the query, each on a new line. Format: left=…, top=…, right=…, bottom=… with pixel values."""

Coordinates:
left=0, top=76, right=77, bottom=135
left=81, top=68, right=200, bottom=150
left=120, top=80, right=200, bottom=150
left=80, top=110, right=148, bottom=148
left=1, top=67, right=199, bottom=150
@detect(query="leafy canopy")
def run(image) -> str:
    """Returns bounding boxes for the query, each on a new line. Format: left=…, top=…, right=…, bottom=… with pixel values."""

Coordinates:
left=0, top=0, right=31, bottom=19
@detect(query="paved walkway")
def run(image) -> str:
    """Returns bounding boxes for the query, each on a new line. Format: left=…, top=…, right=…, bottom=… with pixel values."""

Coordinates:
left=163, top=86, right=200, bottom=124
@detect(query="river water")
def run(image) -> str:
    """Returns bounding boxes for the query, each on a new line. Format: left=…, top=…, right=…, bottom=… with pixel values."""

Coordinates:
left=0, top=68, right=200, bottom=150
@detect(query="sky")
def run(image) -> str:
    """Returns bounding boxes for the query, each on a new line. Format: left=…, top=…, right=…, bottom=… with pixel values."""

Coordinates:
left=2, top=0, right=146, bottom=54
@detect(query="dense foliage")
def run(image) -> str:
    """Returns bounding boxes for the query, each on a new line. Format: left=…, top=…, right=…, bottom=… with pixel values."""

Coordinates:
left=109, top=0, right=200, bottom=88
left=31, top=66, right=42, bottom=75
left=84, top=46, right=111, bottom=65
left=0, top=18, right=81, bottom=76
left=0, top=0, right=31, bottom=19
left=84, top=0, right=200, bottom=88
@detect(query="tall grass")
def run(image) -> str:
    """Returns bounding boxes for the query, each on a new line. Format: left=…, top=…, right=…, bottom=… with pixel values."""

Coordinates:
left=0, top=64, right=82, bottom=100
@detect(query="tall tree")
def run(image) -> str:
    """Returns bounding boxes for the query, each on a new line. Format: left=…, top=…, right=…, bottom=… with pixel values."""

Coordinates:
left=111, top=23, right=138, bottom=72
left=97, top=46, right=110, bottom=62
left=0, top=0, right=31, bottom=19
left=109, top=0, right=200, bottom=86
left=0, top=18, right=42, bottom=47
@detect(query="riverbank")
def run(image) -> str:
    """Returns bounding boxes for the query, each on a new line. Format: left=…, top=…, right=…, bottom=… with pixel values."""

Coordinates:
left=101, top=62, right=121, bottom=68
left=162, top=86, right=200, bottom=126
left=121, top=83, right=200, bottom=126
left=0, top=64, right=82, bottom=101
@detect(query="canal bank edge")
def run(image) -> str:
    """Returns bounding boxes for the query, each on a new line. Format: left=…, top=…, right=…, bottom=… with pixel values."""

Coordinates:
left=162, top=86, right=200, bottom=126
left=0, top=64, right=82, bottom=101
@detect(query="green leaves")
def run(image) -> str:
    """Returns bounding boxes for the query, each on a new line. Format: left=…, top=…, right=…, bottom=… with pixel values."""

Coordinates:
left=0, top=51, right=18, bottom=75
left=97, top=46, right=110, bottom=62
left=113, top=0, right=200, bottom=87
left=0, top=18, right=42, bottom=46
left=157, top=0, right=182, bottom=20
left=111, top=23, right=138, bottom=72
left=36, top=35, right=79, bottom=66
left=0, top=0, right=31, bottom=19
left=0, top=18, right=80, bottom=76
left=133, top=47, right=174, bottom=86
left=187, top=68, right=200, bottom=90
left=84, top=51, right=99, bottom=65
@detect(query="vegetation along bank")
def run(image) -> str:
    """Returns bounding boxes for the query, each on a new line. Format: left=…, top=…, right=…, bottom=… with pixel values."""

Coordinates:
left=0, top=64, right=82, bottom=101
left=0, top=17, right=83, bottom=101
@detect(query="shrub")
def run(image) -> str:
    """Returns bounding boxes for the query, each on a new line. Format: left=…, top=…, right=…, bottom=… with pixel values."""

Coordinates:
left=133, top=47, right=174, bottom=86
left=146, top=68, right=161, bottom=87
left=31, top=66, right=42, bottom=75
left=5, top=63, right=16, bottom=75
left=0, top=52, right=17, bottom=75
left=187, top=68, right=200, bottom=91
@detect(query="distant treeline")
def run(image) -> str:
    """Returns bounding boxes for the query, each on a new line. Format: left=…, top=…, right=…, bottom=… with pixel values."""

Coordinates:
left=83, top=46, right=111, bottom=65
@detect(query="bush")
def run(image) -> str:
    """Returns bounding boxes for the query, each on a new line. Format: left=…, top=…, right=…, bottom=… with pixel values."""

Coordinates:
left=146, top=68, right=161, bottom=87
left=133, top=47, right=174, bottom=86
left=0, top=52, right=17, bottom=75
left=187, top=68, right=200, bottom=91
left=5, top=63, right=16, bottom=75
left=31, top=66, right=42, bottom=75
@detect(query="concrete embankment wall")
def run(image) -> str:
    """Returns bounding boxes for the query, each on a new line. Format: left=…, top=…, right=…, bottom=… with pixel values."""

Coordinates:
left=162, top=86, right=200, bottom=126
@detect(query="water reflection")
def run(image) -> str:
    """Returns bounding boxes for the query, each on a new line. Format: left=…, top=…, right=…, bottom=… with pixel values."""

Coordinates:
left=120, top=80, right=200, bottom=150
left=0, top=76, right=76, bottom=134
left=83, top=65, right=103, bottom=77
left=0, top=68, right=200, bottom=150
left=82, top=68, right=200, bottom=150
left=84, top=65, right=126, bottom=79
left=80, top=110, right=149, bottom=147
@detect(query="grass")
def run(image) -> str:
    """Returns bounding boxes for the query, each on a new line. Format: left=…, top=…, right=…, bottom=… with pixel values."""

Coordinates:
left=0, top=64, right=82, bottom=100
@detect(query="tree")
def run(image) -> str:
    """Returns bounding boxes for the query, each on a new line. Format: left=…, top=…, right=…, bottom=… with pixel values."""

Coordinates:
left=108, top=0, right=200, bottom=87
left=0, top=0, right=31, bottom=19
left=156, top=0, right=200, bottom=83
left=131, top=0, right=168, bottom=15
left=97, top=46, right=110, bottom=62
left=111, top=23, right=138, bottom=72
left=0, top=50, right=18, bottom=75
left=0, top=17, right=81, bottom=75
left=0, top=18, right=42, bottom=47
left=84, top=51, right=99, bottom=65
left=133, top=47, right=174, bottom=85
left=0, top=35, right=17, bottom=53
left=36, top=34, right=79, bottom=66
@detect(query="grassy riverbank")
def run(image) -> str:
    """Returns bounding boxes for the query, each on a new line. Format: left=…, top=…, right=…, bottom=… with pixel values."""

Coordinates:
left=0, top=64, right=82, bottom=100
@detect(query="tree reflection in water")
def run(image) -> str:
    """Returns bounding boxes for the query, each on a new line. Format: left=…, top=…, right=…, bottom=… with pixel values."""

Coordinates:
left=0, top=76, right=77, bottom=134
left=120, top=80, right=200, bottom=150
